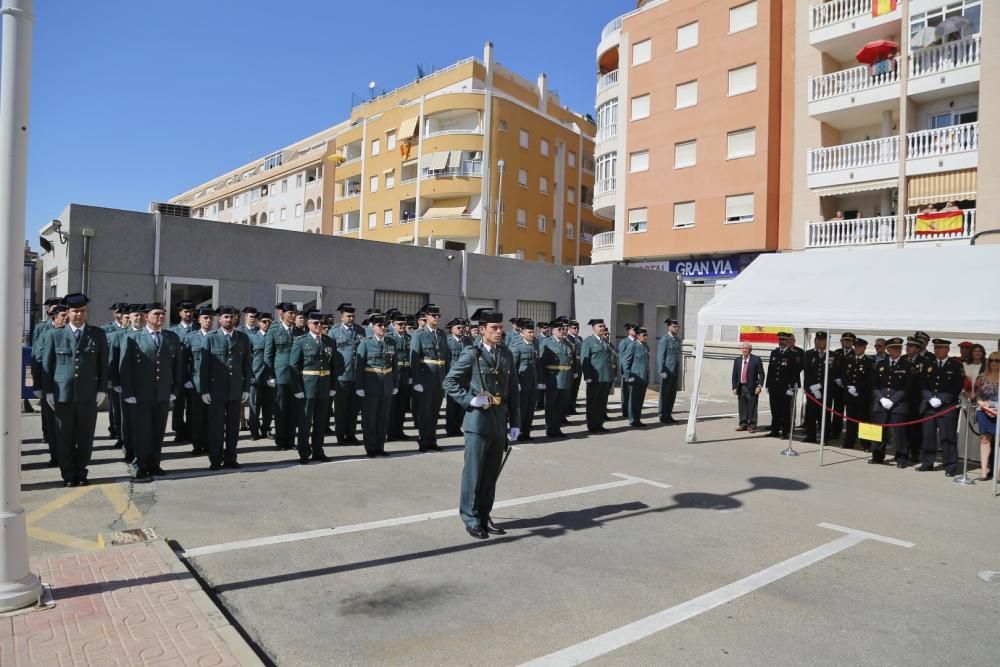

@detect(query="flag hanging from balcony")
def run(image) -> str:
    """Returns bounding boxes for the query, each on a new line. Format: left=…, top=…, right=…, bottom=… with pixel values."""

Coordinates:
left=914, top=210, right=964, bottom=236
left=872, top=0, right=897, bottom=17
left=739, top=325, right=787, bottom=345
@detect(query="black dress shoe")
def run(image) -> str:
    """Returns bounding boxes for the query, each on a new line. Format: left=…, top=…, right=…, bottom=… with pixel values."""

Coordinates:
left=895, top=461, right=909, bottom=469
left=47, top=459, right=58, bottom=468
left=546, top=430, right=565, bottom=438
left=378, top=451, right=391, bottom=457
left=976, top=474, right=993, bottom=482
left=483, top=520, right=506, bottom=535
left=298, top=457, right=310, bottom=465
left=153, top=467, right=168, bottom=475
left=251, top=434, right=262, bottom=441
left=224, top=461, right=241, bottom=469
left=868, top=458, right=883, bottom=465
left=209, top=463, right=223, bottom=471
left=62, top=481, right=77, bottom=488
left=944, top=470, right=957, bottom=477
left=113, top=441, right=123, bottom=449
left=312, top=453, right=332, bottom=462
left=631, top=421, right=645, bottom=428
left=466, top=525, right=488, bottom=539
left=427, top=444, right=442, bottom=451
left=520, top=434, right=533, bottom=441
left=366, top=452, right=378, bottom=458
left=916, top=464, right=933, bottom=472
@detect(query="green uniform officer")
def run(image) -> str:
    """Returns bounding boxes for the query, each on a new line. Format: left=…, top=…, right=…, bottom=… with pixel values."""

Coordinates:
left=109, top=304, right=145, bottom=461
left=445, top=318, right=468, bottom=436
left=443, top=308, right=520, bottom=540
left=579, top=318, right=617, bottom=433
left=355, top=314, right=399, bottom=457
left=264, top=302, right=299, bottom=450
left=119, top=303, right=183, bottom=479
left=618, top=323, right=638, bottom=421
left=248, top=312, right=272, bottom=440
left=509, top=320, right=540, bottom=440
left=41, top=293, right=108, bottom=486
left=410, top=303, right=450, bottom=451
left=289, top=310, right=339, bottom=463
left=182, top=307, right=215, bottom=455
left=387, top=311, right=412, bottom=441
left=170, top=300, right=197, bottom=442
left=657, top=319, right=681, bottom=424
left=331, top=303, right=366, bottom=444
left=566, top=321, right=583, bottom=415
left=539, top=318, right=575, bottom=438
left=621, top=327, right=651, bottom=427
left=200, top=306, right=252, bottom=470
left=32, top=300, right=68, bottom=466
left=102, top=303, right=127, bottom=443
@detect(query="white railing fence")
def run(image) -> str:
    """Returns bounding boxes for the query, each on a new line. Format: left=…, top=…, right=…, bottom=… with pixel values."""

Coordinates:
left=806, top=209, right=976, bottom=248
left=808, top=136, right=899, bottom=174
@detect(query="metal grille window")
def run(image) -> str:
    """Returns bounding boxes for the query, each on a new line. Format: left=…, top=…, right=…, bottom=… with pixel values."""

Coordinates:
left=374, top=289, right=428, bottom=315
left=517, top=300, right=555, bottom=324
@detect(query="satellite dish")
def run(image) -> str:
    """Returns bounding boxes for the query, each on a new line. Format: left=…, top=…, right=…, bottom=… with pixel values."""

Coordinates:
left=368, top=81, right=376, bottom=90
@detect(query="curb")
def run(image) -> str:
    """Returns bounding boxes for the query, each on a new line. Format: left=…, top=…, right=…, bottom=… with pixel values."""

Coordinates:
left=149, top=539, right=265, bottom=666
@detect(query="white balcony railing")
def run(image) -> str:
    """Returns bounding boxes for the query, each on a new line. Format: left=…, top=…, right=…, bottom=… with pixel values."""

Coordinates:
left=907, top=122, right=978, bottom=160
left=808, top=58, right=899, bottom=102
left=424, top=126, right=483, bottom=138
left=911, top=34, right=981, bottom=79
left=596, top=69, right=619, bottom=95
left=806, top=209, right=976, bottom=248
left=595, top=178, right=616, bottom=196
left=809, top=0, right=875, bottom=31
left=597, top=123, right=617, bottom=143
left=601, top=15, right=623, bottom=40
left=808, top=135, right=899, bottom=174
left=421, top=160, right=483, bottom=179
left=336, top=190, right=361, bottom=201
left=592, top=231, right=615, bottom=249
left=304, top=210, right=320, bottom=219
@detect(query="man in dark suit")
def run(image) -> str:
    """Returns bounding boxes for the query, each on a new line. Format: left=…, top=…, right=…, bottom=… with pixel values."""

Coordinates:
left=731, top=342, right=764, bottom=432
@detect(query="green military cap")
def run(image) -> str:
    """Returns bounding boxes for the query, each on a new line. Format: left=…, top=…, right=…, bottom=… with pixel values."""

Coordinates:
left=520, top=319, right=536, bottom=330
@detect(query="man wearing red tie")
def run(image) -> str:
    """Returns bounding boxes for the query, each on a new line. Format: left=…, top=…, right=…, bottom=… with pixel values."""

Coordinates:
left=732, top=342, right=764, bottom=432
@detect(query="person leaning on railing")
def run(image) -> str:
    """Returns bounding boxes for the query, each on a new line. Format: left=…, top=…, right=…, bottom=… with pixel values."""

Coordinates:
left=973, top=352, right=999, bottom=481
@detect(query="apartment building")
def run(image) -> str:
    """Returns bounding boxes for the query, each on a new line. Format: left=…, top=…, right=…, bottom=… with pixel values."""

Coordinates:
left=791, top=0, right=999, bottom=250
left=170, top=44, right=609, bottom=265
left=590, top=0, right=795, bottom=286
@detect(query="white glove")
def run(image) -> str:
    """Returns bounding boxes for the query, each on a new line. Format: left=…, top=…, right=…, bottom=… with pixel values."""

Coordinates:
left=113, top=385, right=122, bottom=394
left=585, top=378, right=592, bottom=383
left=33, top=390, right=41, bottom=399
left=184, top=381, right=194, bottom=389
left=810, top=384, right=821, bottom=393
left=573, top=373, right=579, bottom=379
left=847, top=386, right=858, bottom=397
left=660, top=372, right=667, bottom=379
left=785, top=389, right=795, bottom=397
left=470, top=395, right=489, bottom=408
left=413, top=384, right=424, bottom=392
left=509, top=427, right=520, bottom=442
left=201, top=394, right=211, bottom=405
left=811, top=388, right=821, bottom=399
left=880, top=397, right=893, bottom=410
left=392, top=388, right=398, bottom=395
left=834, top=378, right=843, bottom=387
left=355, top=389, right=365, bottom=397
left=170, top=394, right=176, bottom=402
left=266, top=378, right=276, bottom=387
left=124, top=396, right=137, bottom=405
left=241, top=392, right=249, bottom=403
left=294, top=392, right=304, bottom=399
left=929, top=397, right=942, bottom=409
left=408, top=378, right=413, bottom=385
left=627, top=377, right=635, bottom=384
left=537, top=383, right=546, bottom=390
left=329, top=389, right=336, bottom=397
left=45, top=393, right=55, bottom=409
left=96, top=391, right=106, bottom=404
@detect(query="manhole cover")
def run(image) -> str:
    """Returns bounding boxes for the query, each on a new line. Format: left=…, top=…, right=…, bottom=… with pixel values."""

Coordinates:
left=109, top=528, right=157, bottom=546
left=978, top=571, right=1000, bottom=583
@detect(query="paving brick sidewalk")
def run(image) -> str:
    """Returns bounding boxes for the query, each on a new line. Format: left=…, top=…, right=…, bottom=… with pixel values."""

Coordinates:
left=0, top=541, right=259, bottom=666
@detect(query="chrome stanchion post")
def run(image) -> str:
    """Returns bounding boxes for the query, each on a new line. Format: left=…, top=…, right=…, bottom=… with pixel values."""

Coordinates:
left=781, top=388, right=799, bottom=457
left=954, top=398, right=974, bottom=485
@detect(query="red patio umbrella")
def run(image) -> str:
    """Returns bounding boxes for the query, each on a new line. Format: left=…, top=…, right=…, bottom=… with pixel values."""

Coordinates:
left=856, top=40, right=898, bottom=64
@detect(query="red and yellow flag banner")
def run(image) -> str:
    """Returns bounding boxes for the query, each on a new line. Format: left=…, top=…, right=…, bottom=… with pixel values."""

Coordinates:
left=872, top=0, right=897, bottom=17
left=914, top=210, right=964, bottom=236
left=739, top=326, right=787, bottom=345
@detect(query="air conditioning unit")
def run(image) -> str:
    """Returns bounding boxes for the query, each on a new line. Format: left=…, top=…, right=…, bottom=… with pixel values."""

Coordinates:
left=148, top=202, right=192, bottom=217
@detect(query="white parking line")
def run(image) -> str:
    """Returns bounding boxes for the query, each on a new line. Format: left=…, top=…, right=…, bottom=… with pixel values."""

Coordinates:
left=520, top=523, right=913, bottom=666
left=182, top=473, right=670, bottom=558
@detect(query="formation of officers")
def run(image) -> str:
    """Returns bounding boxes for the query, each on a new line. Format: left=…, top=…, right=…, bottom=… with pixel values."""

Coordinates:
left=30, top=294, right=685, bottom=492
left=763, top=330, right=966, bottom=475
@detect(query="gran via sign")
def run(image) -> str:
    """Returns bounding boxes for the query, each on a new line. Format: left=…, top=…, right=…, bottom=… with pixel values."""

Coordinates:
left=634, top=253, right=760, bottom=280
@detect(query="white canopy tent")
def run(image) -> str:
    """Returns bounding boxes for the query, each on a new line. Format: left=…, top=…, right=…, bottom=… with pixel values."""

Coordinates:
left=684, top=246, right=1000, bottom=494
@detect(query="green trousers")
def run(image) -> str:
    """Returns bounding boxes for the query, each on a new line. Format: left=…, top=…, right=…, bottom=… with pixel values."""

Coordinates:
left=459, top=430, right=504, bottom=528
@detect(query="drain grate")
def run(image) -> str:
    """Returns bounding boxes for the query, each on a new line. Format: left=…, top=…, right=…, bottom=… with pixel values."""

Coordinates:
left=109, top=527, right=158, bottom=546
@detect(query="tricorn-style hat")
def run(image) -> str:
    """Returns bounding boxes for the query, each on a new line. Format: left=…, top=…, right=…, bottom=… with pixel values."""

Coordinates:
left=336, top=303, right=356, bottom=313
left=215, top=305, right=239, bottom=316
left=588, top=318, right=605, bottom=326
left=62, top=293, right=90, bottom=308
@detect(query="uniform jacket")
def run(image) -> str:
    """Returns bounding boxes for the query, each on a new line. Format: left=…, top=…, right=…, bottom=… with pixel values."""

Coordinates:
left=120, top=328, right=183, bottom=402
left=171, top=321, right=196, bottom=338
left=448, top=335, right=467, bottom=366
left=617, top=337, right=636, bottom=377
left=539, top=336, right=575, bottom=389
left=30, top=324, right=54, bottom=393
left=919, top=357, right=964, bottom=412
left=388, top=328, right=411, bottom=377
left=803, top=348, right=835, bottom=393
left=731, top=354, right=765, bottom=391
left=766, top=346, right=802, bottom=391
left=409, top=326, right=450, bottom=385
left=621, top=339, right=650, bottom=385
left=248, top=329, right=267, bottom=385
left=264, top=322, right=298, bottom=385
left=200, top=329, right=252, bottom=401
left=580, top=334, right=618, bottom=384
left=872, top=356, right=915, bottom=415
left=184, top=329, right=213, bottom=394
left=41, top=324, right=109, bottom=402
left=289, top=332, right=338, bottom=397
left=843, top=353, right=874, bottom=398
left=442, top=342, right=520, bottom=436
left=331, top=323, right=366, bottom=382
left=356, top=335, right=399, bottom=396
left=657, top=333, right=681, bottom=375
left=510, top=336, right=540, bottom=388
left=107, top=326, right=137, bottom=389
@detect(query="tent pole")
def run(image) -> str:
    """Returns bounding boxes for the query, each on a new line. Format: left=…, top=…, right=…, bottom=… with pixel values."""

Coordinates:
left=993, top=407, right=999, bottom=497
left=685, top=324, right=707, bottom=444
left=819, top=329, right=831, bottom=466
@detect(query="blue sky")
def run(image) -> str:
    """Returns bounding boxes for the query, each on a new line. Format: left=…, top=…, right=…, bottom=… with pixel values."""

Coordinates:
left=21, top=0, right=631, bottom=241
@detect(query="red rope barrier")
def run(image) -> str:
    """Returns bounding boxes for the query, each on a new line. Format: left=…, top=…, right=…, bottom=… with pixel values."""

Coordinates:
left=802, top=390, right=960, bottom=426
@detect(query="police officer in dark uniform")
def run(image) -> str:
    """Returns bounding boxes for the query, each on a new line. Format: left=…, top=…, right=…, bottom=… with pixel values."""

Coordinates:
left=842, top=338, right=874, bottom=450
left=802, top=332, right=830, bottom=443
left=904, top=336, right=929, bottom=462
left=355, top=313, right=399, bottom=457
left=870, top=337, right=915, bottom=466
left=290, top=310, right=339, bottom=463
left=918, top=338, right=964, bottom=475
left=766, top=332, right=801, bottom=438
left=829, top=332, right=857, bottom=439
left=409, top=303, right=450, bottom=451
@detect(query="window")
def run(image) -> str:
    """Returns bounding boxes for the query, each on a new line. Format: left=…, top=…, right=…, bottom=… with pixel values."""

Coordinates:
left=368, top=212, right=377, bottom=229
left=911, top=2, right=981, bottom=42
left=540, top=138, right=550, bottom=157
left=371, top=138, right=380, bottom=156
left=566, top=223, right=575, bottom=240
left=374, top=289, right=428, bottom=314
left=385, top=169, right=395, bottom=188
left=674, top=201, right=695, bottom=228
left=677, top=21, right=699, bottom=51
left=517, top=208, right=527, bottom=227
left=730, top=1, right=757, bottom=33
left=499, top=120, right=508, bottom=132
left=519, top=129, right=530, bottom=148
left=294, top=203, right=302, bottom=217
left=728, top=63, right=757, bottom=96
left=384, top=209, right=393, bottom=227
left=631, top=94, right=650, bottom=121
left=518, top=168, right=528, bottom=187
left=567, top=187, right=576, bottom=204
left=538, top=215, right=547, bottom=232
left=539, top=176, right=548, bottom=193
left=627, top=207, right=648, bottom=233
left=281, top=179, right=288, bottom=193
left=251, top=189, right=260, bottom=202
left=726, top=193, right=754, bottom=223
left=270, top=183, right=279, bottom=196
left=674, top=140, right=696, bottom=168
left=727, top=128, right=756, bottom=159
left=629, top=150, right=649, bottom=173
left=516, top=299, right=555, bottom=324
left=370, top=175, right=379, bottom=193
left=296, top=174, right=303, bottom=188
left=386, top=131, right=397, bottom=151
left=676, top=80, right=698, bottom=109
left=280, top=207, right=287, bottom=221
left=568, top=151, right=577, bottom=168
left=632, top=39, right=651, bottom=65
left=597, top=98, right=619, bottom=142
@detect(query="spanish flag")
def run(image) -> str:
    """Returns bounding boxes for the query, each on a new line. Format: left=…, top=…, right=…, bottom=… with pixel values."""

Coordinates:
left=739, top=326, right=787, bottom=345
left=872, top=0, right=897, bottom=17
left=914, top=210, right=964, bottom=236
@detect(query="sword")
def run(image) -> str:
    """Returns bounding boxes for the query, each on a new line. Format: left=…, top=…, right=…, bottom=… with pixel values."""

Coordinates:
left=498, top=436, right=513, bottom=477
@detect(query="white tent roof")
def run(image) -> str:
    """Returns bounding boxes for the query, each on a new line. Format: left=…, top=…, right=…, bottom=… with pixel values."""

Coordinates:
left=697, top=246, right=1000, bottom=336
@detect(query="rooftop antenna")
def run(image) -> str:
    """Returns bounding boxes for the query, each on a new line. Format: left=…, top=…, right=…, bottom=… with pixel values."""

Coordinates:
left=416, top=64, right=426, bottom=80
left=368, top=81, right=376, bottom=100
